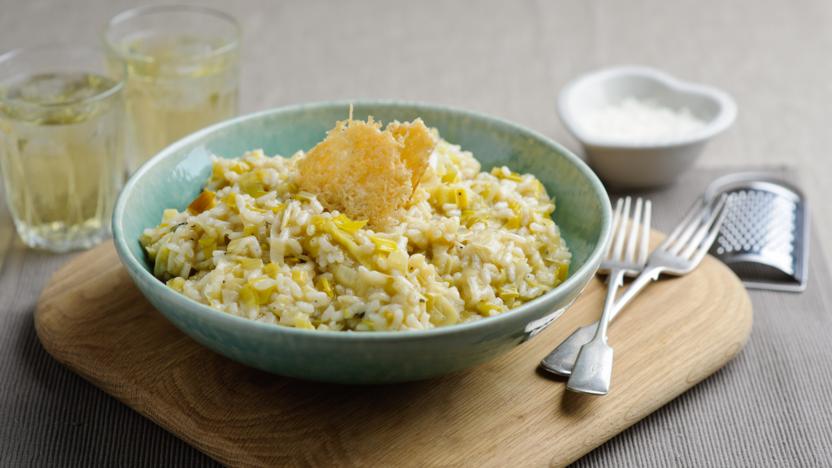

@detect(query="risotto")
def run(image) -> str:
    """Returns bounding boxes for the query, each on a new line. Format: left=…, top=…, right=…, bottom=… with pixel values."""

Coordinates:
left=140, top=118, right=571, bottom=331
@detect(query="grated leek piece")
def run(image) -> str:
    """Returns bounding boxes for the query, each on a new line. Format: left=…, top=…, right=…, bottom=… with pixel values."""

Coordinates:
left=198, top=235, right=217, bottom=257
left=271, top=203, right=286, bottom=214
left=316, top=277, right=334, bottom=298
left=491, top=166, right=524, bottom=182
left=249, top=277, right=276, bottom=304
left=238, top=169, right=270, bottom=198
left=505, top=199, right=522, bottom=229
left=461, top=210, right=488, bottom=227
left=311, top=215, right=371, bottom=268
left=222, top=192, right=237, bottom=211
left=557, top=263, right=569, bottom=282
left=238, top=257, right=263, bottom=270
left=293, top=315, right=315, bottom=330
left=498, top=286, right=519, bottom=304
left=476, top=301, right=503, bottom=316
left=454, top=187, right=470, bottom=209
left=292, top=269, right=308, bottom=284
left=441, top=169, right=458, bottom=184
left=239, top=283, right=257, bottom=308
left=331, top=213, right=367, bottom=235
left=427, top=293, right=460, bottom=326
left=370, top=235, right=398, bottom=253
left=263, top=262, right=279, bottom=277
left=166, top=277, right=186, bottom=292
left=293, top=191, right=316, bottom=202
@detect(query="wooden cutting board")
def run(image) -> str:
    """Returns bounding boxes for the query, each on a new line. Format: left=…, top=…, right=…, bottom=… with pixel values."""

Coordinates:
left=35, top=238, right=751, bottom=467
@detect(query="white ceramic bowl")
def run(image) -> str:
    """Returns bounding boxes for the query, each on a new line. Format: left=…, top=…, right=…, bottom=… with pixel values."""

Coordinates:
left=558, top=66, right=737, bottom=188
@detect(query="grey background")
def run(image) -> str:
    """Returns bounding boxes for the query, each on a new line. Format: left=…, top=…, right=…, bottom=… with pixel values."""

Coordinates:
left=1, top=0, right=831, bottom=466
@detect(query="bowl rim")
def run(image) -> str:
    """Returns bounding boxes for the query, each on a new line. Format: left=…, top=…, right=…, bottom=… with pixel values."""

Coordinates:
left=113, top=99, right=612, bottom=341
left=558, top=65, right=737, bottom=150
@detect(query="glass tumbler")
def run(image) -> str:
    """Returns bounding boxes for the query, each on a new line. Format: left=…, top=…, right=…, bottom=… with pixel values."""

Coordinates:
left=0, top=45, right=126, bottom=252
left=105, top=5, right=241, bottom=173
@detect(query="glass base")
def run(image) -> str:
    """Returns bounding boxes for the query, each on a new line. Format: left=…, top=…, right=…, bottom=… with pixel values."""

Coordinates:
left=15, top=219, right=110, bottom=253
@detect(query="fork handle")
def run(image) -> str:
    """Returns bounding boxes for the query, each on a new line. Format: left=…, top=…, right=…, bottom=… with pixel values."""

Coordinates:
left=608, top=265, right=664, bottom=322
left=592, top=269, right=626, bottom=341
left=565, top=269, right=626, bottom=394
left=539, top=265, right=664, bottom=377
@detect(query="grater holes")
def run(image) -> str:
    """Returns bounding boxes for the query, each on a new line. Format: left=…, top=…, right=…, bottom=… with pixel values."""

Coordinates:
left=716, top=188, right=797, bottom=256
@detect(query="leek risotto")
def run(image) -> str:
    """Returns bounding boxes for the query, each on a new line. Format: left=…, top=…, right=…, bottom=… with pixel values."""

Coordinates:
left=140, top=117, right=571, bottom=331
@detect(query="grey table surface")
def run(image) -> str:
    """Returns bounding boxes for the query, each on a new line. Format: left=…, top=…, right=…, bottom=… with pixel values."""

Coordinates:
left=1, top=0, right=831, bottom=466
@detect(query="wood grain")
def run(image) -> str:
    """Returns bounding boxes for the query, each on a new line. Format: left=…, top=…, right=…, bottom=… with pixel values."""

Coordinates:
left=34, top=236, right=752, bottom=468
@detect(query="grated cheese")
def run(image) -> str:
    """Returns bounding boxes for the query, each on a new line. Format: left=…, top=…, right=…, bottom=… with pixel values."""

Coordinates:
left=579, top=97, right=707, bottom=143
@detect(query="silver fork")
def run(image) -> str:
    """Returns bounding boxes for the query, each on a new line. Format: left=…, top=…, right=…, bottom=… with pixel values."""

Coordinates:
left=550, top=195, right=729, bottom=395
left=564, top=196, right=651, bottom=395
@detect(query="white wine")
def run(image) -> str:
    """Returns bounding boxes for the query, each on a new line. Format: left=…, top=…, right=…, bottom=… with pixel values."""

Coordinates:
left=112, top=34, right=238, bottom=172
left=0, top=72, right=124, bottom=251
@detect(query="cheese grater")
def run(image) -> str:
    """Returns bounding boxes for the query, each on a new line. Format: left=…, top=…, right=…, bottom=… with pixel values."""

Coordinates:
left=704, top=172, right=809, bottom=292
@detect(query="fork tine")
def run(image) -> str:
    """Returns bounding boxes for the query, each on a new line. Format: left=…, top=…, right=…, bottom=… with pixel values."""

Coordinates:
left=611, top=196, right=632, bottom=261
left=658, top=197, right=703, bottom=250
left=680, top=194, right=728, bottom=259
left=605, top=198, right=624, bottom=259
left=689, top=198, right=729, bottom=266
left=666, top=199, right=710, bottom=255
left=639, top=200, right=652, bottom=265
left=624, top=198, right=643, bottom=263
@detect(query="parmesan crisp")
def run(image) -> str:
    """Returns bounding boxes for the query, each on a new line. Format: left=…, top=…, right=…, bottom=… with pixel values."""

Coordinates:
left=297, top=116, right=436, bottom=228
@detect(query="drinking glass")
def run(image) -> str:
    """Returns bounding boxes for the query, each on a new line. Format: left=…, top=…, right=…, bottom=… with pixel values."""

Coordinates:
left=105, top=5, right=241, bottom=173
left=0, top=45, right=125, bottom=252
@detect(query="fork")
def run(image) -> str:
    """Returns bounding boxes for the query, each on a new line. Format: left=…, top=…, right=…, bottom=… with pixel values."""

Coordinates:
left=550, top=195, right=729, bottom=395
left=564, top=196, right=651, bottom=395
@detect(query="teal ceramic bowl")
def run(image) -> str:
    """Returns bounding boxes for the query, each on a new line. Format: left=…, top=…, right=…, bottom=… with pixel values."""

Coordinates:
left=112, top=101, right=611, bottom=384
